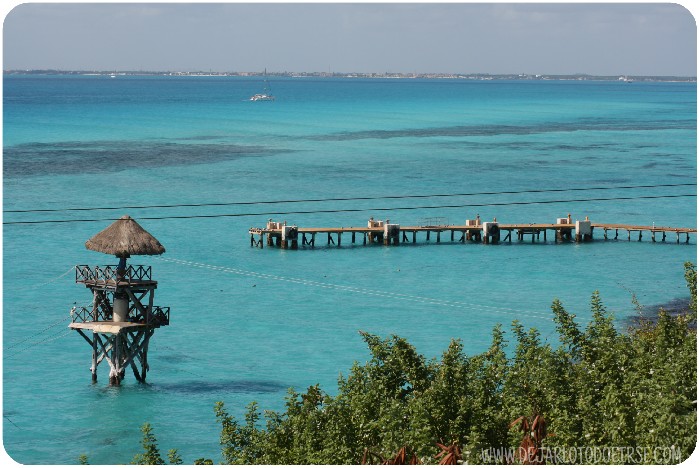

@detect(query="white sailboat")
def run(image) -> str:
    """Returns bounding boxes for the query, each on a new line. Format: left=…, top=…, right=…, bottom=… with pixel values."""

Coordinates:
left=250, top=69, right=275, bottom=101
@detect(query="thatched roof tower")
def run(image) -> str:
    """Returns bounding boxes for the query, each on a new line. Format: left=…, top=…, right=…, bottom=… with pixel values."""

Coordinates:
left=72, top=214, right=170, bottom=386
left=85, top=215, right=165, bottom=258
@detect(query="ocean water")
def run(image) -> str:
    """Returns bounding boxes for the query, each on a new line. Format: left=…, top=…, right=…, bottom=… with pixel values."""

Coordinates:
left=2, top=75, right=696, bottom=464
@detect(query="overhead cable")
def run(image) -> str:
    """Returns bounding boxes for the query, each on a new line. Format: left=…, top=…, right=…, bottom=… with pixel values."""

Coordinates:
left=3, top=193, right=696, bottom=225
left=3, top=183, right=695, bottom=214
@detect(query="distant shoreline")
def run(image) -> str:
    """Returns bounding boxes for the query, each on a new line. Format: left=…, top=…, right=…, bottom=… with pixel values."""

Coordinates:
left=3, top=69, right=696, bottom=82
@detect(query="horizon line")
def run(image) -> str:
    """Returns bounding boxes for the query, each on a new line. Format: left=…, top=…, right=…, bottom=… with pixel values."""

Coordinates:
left=3, top=69, right=697, bottom=80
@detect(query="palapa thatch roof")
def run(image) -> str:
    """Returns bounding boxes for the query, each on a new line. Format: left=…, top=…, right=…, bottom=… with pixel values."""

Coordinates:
left=85, top=215, right=165, bottom=257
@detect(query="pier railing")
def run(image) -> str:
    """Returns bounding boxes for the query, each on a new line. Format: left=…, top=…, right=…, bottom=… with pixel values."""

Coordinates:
left=75, top=265, right=153, bottom=284
left=417, top=217, right=449, bottom=227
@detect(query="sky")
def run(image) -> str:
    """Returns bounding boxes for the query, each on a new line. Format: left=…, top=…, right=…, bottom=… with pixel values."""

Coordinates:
left=1, top=2, right=697, bottom=76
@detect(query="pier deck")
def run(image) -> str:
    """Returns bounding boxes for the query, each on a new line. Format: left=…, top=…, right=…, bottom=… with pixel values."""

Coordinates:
left=249, top=217, right=695, bottom=249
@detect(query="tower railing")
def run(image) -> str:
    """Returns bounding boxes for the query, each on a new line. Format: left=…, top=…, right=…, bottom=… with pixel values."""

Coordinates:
left=71, top=306, right=113, bottom=323
left=150, top=306, right=170, bottom=327
left=70, top=305, right=170, bottom=326
left=75, top=265, right=153, bottom=284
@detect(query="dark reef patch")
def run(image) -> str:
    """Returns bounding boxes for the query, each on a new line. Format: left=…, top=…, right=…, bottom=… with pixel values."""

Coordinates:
left=3, top=139, right=292, bottom=178
left=305, top=119, right=696, bottom=142
left=154, top=379, right=288, bottom=395
left=623, top=297, right=695, bottom=330
left=169, top=135, right=228, bottom=141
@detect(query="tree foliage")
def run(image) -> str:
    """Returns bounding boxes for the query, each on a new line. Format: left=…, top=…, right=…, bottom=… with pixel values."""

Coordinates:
left=131, top=423, right=165, bottom=465
left=130, top=263, right=697, bottom=464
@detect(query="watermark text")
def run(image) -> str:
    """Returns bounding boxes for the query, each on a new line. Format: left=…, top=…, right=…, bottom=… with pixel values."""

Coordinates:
left=480, top=445, right=683, bottom=464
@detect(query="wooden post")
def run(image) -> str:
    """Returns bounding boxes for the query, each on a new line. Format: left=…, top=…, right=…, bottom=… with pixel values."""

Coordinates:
left=118, top=334, right=126, bottom=381
left=147, top=289, right=154, bottom=326
left=127, top=332, right=142, bottom=382
left=426, top=231, right=430, bottom=241
left=437, top=231, right=441, bottom=243
left=412, top=231, right=416, bottom=243
left=337, top=233, right=342, bottom=246
left=352, top=232, right=356, bottom=244
left=141, top=330, right=152, bottom=381
left=92, top=290, right=99, bottom=321
left=91, top=333, right=98, bottom=382
left=110, top=335, right=120, bottom=386
left=450, top=230, right=454, bottom=241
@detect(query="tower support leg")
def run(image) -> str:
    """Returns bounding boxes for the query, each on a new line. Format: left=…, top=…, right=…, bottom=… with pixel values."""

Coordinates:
left=91, top=333, right=98, bottom=382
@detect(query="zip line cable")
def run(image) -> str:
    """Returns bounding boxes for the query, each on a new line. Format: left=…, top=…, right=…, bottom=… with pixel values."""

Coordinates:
left=6, top=329, right=73, bottom=358
left=5, top=256, right=556, bottom=356
left=4, top=193, right=696, bottom=225
left=26, top=266, right=75, bottom=289
left=3, top=314, right=73, bottom=351
left=163, top=258, right=552, bottom=319
left=2, top=267, right=77, bottom=353
left=159, top=257, right=555, bottom=322
left=4, top=416, right=21, bottom=430
left=3, top=298, right=92, bottom=353
left=3, top=182, right=695, bottom=214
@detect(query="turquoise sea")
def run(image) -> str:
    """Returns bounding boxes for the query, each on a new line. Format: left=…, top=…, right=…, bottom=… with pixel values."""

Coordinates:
left=2, top=75, right=697, bottom=464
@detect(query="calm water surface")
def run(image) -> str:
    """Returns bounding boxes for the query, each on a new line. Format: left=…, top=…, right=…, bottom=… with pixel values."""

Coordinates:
left=3, top=76, right=696, bottom=464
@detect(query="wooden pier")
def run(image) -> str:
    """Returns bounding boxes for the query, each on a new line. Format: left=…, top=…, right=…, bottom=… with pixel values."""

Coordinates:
left=249, top=216, right=696, bottom=250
